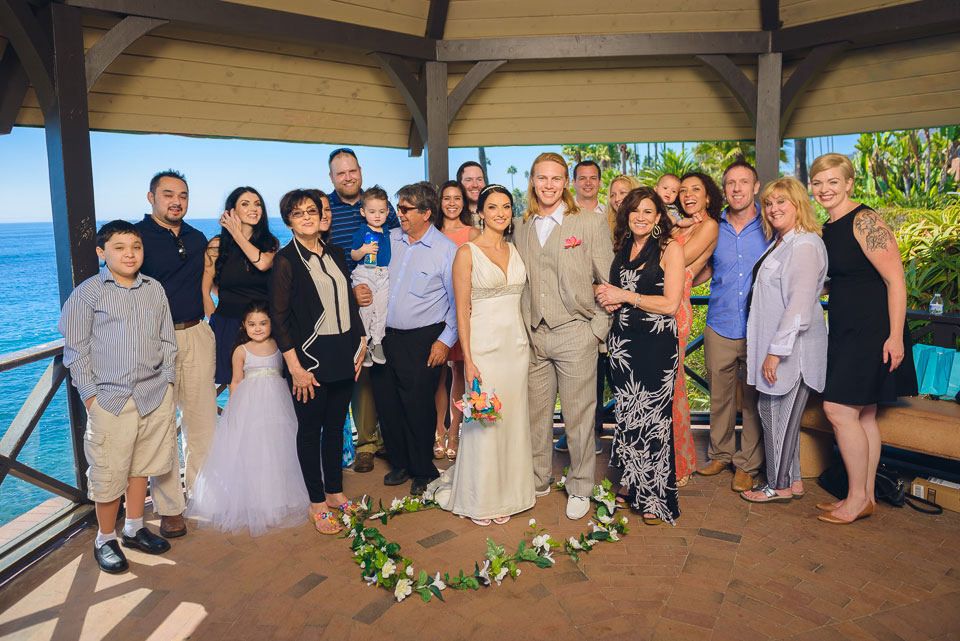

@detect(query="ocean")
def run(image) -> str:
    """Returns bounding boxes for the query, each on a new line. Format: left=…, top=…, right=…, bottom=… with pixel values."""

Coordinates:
left=0, top=218, right=295, bottom=525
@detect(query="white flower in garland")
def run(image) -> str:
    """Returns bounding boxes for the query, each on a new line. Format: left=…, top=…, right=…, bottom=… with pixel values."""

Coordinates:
left=597, top=513, right=614, bottom=525
left=342, top=513, right=352, bottom=527
left=478, top=559, right=492, bottom=586
left=432, top=572, right=446, bottom=591
left=532, top=534, right=551, bottom=552
left=541, top=551, right=555, bottom=564
left=528, top=518, right=537, bottom=526
left=493, top=567, right=509, bottom=586
left=568, top=537, right=582, bottom=550
left=405, top=565, right=414, bottom=578
left=363, top=574, right=377, bottom=586
left=394, top=578, right=413, bottom=602
left=390, top=498, right=403, bottom=511
left=381, top=559, right=396, bottom=578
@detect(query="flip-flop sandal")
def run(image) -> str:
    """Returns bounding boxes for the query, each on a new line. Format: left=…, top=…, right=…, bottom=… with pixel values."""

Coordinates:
left=492, top=516, right=510, bottom=525
left=741, top=485, right=793, bottom=504
left=310, top=511, right=343, bottom=535
left=471, top=518, right=491, bottom=526
left=642, top=514, right=662, bottom=526
left=338, top=499, right=361, bottom=516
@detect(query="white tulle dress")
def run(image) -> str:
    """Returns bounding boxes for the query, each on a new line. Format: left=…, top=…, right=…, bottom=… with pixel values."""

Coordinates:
left=186, top=345, right=310, bottom=537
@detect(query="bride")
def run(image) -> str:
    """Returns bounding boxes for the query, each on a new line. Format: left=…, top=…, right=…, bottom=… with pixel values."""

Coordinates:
left=426, top=185, right=536, bottom=525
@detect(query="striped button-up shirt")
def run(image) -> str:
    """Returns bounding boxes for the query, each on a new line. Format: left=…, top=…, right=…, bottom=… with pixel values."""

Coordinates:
left=328, top=189, right=399, bottom=271
left=59, top=267, right=177, bottom=417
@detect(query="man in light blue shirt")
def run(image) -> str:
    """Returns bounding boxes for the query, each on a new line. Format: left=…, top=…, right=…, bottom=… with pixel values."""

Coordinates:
left=697, top=160, right=772, bottom=492
left=364, top=182, right=458, bottom=496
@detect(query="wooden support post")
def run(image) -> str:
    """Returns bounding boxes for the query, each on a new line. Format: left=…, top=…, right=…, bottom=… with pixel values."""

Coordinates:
left=425, top=60, right=448, bottom=186
left=41, top=3, right=97, bottom=493
left=755, top=52, right=782, bottom=186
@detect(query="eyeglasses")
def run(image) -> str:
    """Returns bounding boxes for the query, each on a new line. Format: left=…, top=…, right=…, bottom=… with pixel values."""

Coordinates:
left=175, top=236, right=186, bottom=262
left=397, top=205, right=424, bottom=215
left=290, top=208, right=320, bottom=220
left=328, top=147, right=356, bottom=163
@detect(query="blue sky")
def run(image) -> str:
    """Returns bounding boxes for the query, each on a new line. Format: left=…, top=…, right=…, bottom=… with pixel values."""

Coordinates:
left=0, top=126, right=858, bottom=223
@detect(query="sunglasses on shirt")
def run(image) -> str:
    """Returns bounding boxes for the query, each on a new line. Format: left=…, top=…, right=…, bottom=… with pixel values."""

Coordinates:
left=175, top=236, right=186, bottom=261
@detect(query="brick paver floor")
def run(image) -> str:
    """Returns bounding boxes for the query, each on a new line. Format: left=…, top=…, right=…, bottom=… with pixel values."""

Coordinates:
left=1, top=433, right=958, bottom=641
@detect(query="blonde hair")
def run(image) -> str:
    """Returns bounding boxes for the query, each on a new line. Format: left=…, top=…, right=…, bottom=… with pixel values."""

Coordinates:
left=524, top=152, right=580, bottom=221
left=759, top=177, right=822, bottom=240
left=605, top=174, right=641, bottom=238
left=810, top=153, right=855, bottom=194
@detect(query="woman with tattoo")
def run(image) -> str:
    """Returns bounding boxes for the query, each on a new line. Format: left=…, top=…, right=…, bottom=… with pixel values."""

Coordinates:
left=811, top=153, right=917, bottom=525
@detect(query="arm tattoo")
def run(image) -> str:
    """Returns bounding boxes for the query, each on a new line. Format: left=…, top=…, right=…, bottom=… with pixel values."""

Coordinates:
left=854, top=210, right=894, bottom=252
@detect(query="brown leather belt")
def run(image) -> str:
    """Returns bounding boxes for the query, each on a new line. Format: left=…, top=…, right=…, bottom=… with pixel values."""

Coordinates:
left=173, top=319, right=201, bottom=330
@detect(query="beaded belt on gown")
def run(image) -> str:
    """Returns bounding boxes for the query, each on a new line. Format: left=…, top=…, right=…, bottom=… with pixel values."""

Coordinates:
left=244, top=367, right=283, bottom=379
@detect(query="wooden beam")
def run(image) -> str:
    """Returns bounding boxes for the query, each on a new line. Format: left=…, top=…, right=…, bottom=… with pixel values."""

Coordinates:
left=424, top=0, right=449, bottom=40
left=63, top=0, right=436, bottom=59
left=438, top=31, right=771, bottom=62
left=0, top=360, right=66, bottom=469
left=371, top=52, right=427, bottom=143
left=0, top=0, right=55, bottom=110
left=696, top=54, right=758, bottom=125
left=0, top=46, right=29, bottom=134
left=773, top=0, right=960, bottom=51
left=407, top=62, right=427, bottom=157
left=7, top=460, right=86, bottom=502
left=85, top=15, right=167, bottom=91
left=779, top=42, right=847, bottom=136
left=447, top=60, right=505, bottom=125
left=755, top=52, right=782, bottom=186
left=760, top=0, right=781, bottom=31
left=425, top=60, right=448, bottom=185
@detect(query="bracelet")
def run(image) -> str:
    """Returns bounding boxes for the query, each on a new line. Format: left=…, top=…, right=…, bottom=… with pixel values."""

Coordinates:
left=634, top=293, right=641, bottom=308
left=252, top=250, right=262, bottom=264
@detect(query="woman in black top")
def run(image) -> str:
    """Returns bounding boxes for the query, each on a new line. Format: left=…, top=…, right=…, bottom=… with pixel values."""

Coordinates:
left=811, top=153, right=917, bottom=525
left=271, top=188, right=366, bottom=536
left=202, top=186, right=278, bottom=385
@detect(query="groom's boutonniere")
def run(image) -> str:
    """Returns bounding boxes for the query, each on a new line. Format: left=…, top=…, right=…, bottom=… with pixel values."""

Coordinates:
left=564, top=236, right=582, bottom=249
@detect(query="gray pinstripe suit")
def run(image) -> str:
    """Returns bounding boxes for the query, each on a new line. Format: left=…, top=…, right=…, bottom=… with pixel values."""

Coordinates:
left=514, top=206, right=614, bottom=498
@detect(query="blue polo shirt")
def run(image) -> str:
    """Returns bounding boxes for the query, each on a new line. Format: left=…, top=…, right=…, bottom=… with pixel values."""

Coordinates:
left=350, top=223, right=391, bottom=267
left=328, top=190, right=399, bottom=270
left=135, top=215, right=207, bottom=324
left=705, top=203, right=771, bottom=340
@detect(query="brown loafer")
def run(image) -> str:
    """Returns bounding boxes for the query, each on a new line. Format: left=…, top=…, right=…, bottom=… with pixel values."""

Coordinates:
left=159, top=514, right=187, bottom=539
left=731, top=469, right=754, bottom=492
left=696, top=460, right=731, bottom=476
left=353, top=452, right=374, bottom=473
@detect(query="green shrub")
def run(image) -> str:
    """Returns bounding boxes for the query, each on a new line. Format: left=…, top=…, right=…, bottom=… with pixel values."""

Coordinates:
left=897, top=204, right=960, bottom=313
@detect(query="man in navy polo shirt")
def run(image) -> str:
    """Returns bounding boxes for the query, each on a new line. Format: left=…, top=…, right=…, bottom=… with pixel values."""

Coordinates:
left=136, top=169, right=218, bottom=537
left=696, top=160, right=771, bottom=492
left=327, top=148, right=399, bottom=473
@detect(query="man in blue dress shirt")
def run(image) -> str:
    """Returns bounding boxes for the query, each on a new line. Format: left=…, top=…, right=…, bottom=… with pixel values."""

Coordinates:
left=359, top=182, right=458, bottom=496
left=696, top=160, right=772, bottom=492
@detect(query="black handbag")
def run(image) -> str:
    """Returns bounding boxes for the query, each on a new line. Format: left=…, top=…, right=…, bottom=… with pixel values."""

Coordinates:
left=817, top=461, right=943, bottom=515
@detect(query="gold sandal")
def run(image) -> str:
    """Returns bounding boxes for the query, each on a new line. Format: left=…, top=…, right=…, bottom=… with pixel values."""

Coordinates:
left=433, top=436, right=446, bottom=460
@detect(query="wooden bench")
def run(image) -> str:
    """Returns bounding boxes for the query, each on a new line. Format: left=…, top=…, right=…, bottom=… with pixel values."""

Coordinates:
left=798, top=393, right=960, bottom=477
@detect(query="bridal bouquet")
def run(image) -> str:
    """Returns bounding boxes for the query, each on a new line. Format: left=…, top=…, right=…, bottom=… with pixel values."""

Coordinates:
left=455, top=378, right=502, bottom=428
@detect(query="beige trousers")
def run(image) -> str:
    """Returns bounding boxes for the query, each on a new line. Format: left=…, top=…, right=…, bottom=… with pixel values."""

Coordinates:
left=703, top=325, right=763, bottom=474
left=352, top=367, right=384, bottom=455
left=528, top=320, right=598, bottom=498
left=150, top=321, right=218, bottom=515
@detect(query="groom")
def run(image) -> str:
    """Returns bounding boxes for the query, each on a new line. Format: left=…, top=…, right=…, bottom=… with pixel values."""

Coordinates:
left=514, top=152, right=614, bottom=520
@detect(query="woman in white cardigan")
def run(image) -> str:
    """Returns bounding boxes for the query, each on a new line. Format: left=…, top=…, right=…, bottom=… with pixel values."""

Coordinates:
left=742, top=177, right=828, bottom=503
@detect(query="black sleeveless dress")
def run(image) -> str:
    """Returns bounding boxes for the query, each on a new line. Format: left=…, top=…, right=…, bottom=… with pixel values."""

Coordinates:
left=210, top=239, right=272, bottom=384
left=821, top=205, right=917, bottom=405
left=607, top=253, right=681, bottom=524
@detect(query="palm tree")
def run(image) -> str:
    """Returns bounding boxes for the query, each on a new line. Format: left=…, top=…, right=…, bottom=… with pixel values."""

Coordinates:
left=638, top=149, right=700, bottom=186
left=507, top=165, right=517, bottom=189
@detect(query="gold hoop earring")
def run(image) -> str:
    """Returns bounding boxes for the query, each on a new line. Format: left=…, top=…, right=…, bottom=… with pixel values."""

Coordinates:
left=652, top=225, right=661, bottom=239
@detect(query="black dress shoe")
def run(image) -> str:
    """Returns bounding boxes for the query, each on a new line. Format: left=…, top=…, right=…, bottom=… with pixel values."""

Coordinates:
left=410, top=478, right=428, bottom=496
left=383, top=468, right=410, bottom=486
left=353, top=452, right=374, bottom=473
left=374, top=449, right=389, bottom=460
left=95, top=540, right=129, bottom=574
left=121, top=528, right=171, bottom=555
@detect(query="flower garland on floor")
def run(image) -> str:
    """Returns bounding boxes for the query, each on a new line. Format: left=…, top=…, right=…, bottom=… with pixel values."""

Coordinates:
left=341, top=474, right=629, bottom=603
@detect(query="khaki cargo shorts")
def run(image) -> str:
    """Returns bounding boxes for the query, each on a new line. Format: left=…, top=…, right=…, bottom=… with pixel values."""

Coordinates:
left=83, top=386, right=176, bottom=503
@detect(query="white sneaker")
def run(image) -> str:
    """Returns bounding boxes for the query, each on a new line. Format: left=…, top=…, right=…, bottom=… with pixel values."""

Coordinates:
left=566, top=495, right=590, bottom=520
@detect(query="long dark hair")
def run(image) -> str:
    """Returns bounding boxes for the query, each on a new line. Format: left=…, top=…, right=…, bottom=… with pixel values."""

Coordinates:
left=434, top=180, right=472, bottom=230
left=214, top=187, right=278, bottom=286
left=613, top=187, right=674, bottom=252
left=476, top=184, right=515, bottom=236
left=678, top=171, right=723, bottom=222
left=233, top=300, right=270, bottom=353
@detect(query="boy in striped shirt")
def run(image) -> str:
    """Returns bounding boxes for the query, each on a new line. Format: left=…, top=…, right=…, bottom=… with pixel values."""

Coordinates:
left=59, top=220, right=178, bottom=574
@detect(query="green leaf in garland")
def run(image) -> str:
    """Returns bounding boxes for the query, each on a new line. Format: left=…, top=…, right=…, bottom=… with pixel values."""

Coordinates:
left=418, top=588, right=431, bottom=603
left=418, top=569, right=429, bottom=586
left=385, top=542, right=401, bottom=556
left=429, top=585, right=444, bottom=601
left=533, top=556, right=554, bottom=569
left=463, top=577, right=480, bottom=590
left=588, top=531, right=609, bottom=541
left=601, top=478, right=612, bottom=491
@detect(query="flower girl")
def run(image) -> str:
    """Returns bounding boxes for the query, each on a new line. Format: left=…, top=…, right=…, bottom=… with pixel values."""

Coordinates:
left=187, top=301, right=309, bottom=536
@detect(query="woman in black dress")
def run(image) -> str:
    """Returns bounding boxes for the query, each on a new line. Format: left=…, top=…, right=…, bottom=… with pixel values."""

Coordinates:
left=271, top=188, right=366, bottom=535
left=202, top=186, right=278, bottom=385
left=811, top=153, right=917, bottom=525
left=595, top=187, right=685, bottom=525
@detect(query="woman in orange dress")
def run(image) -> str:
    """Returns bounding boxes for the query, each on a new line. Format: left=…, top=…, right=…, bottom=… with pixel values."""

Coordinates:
left=670, top=172, right=721, bottom=486
left=433, top=181, right=480, bottom=460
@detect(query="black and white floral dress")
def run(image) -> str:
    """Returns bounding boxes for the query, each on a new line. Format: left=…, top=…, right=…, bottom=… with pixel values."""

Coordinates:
left=607, top=253, right=681, bottom=524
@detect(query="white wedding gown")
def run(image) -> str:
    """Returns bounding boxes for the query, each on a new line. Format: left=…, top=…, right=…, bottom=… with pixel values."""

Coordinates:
left=426, top=242, right=536, bottom=519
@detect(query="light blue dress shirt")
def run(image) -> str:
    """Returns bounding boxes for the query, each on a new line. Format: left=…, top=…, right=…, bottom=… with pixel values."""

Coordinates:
left=385, top=225, right=459, bottom=348
left=705, top=203, right=772, bottom=340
